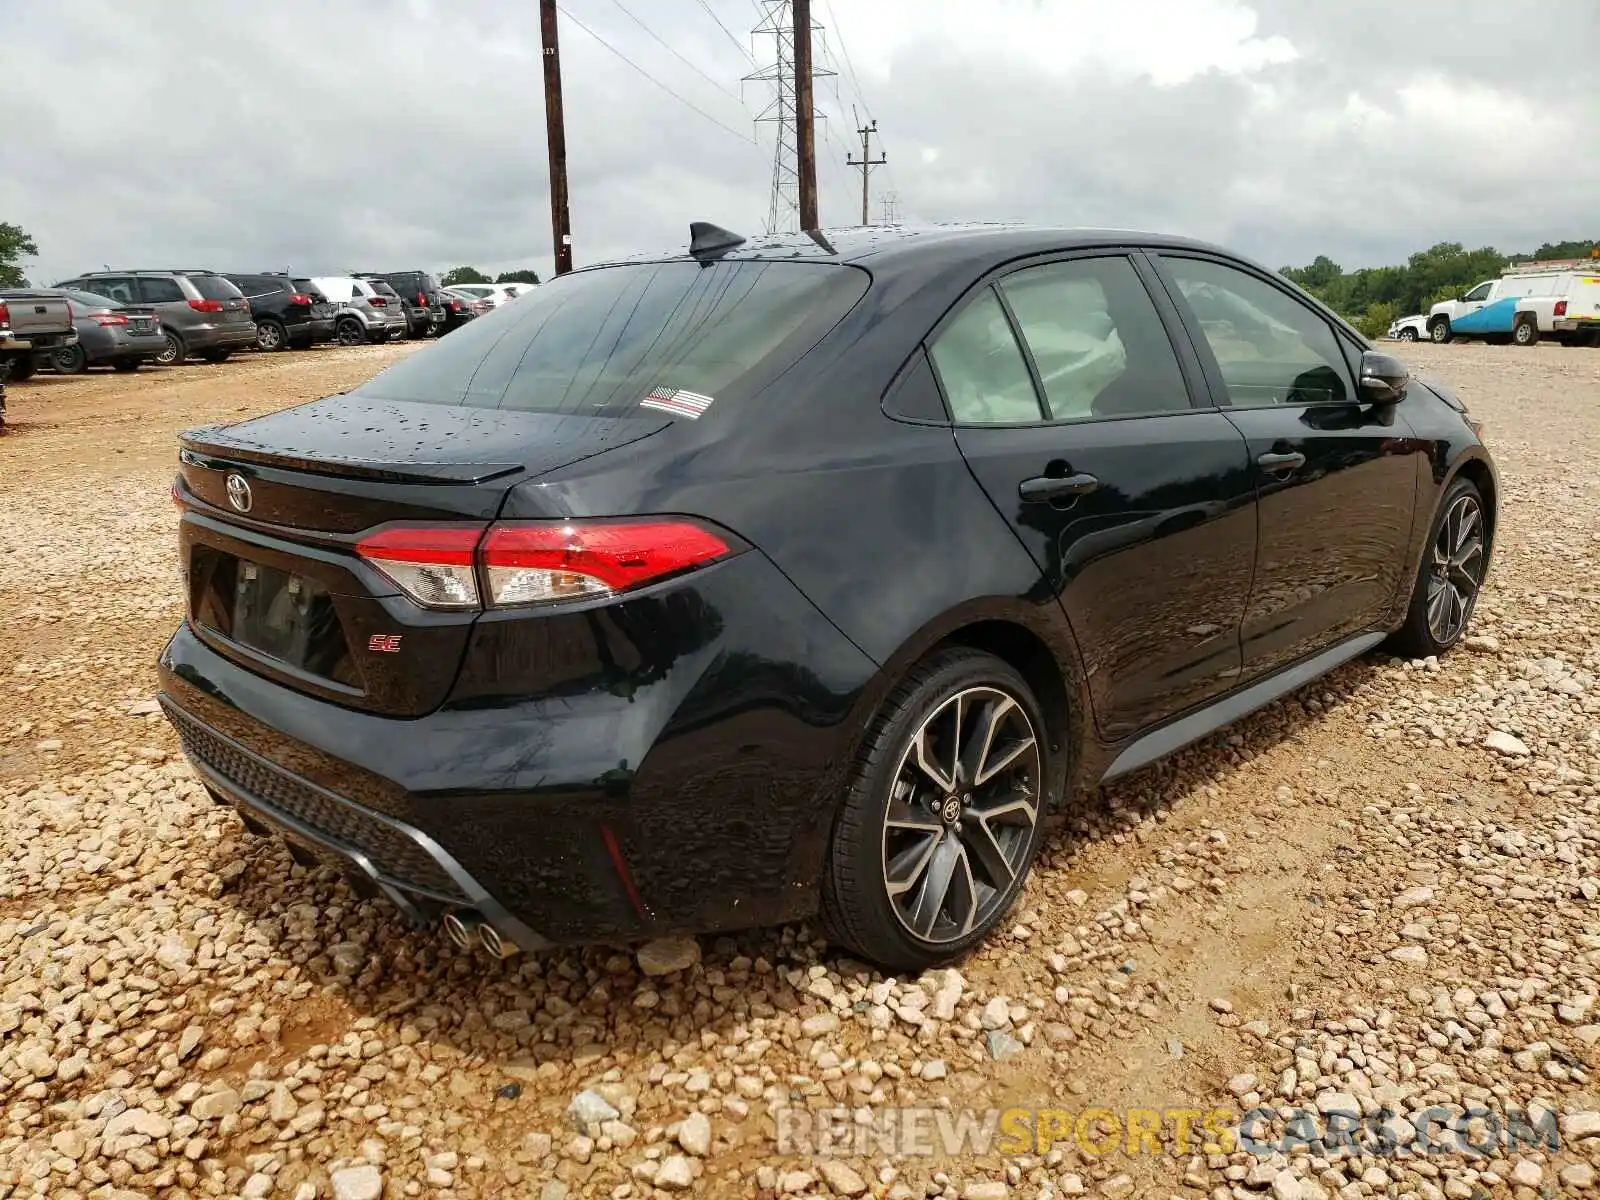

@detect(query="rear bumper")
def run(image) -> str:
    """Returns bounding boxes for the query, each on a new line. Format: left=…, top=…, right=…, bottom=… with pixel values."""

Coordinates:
left=1553, top=318, right=1599, bottom=332
left=187, top=323, right=260, bottom=351
left=157, top=549, right=878, bottom=948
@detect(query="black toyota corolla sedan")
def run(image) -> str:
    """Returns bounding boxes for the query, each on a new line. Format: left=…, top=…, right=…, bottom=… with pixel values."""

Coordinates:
left=160, top=223, right=1496, bottom=970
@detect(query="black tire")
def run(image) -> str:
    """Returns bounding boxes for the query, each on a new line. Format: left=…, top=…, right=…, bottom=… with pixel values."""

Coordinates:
left=1512, top=317, right=1539, bottom=346
left=256, top=319, right=287, bottom=352
left=155, top=330, right=186, bottom=366
left=1398, top=328, right=1418, bottom=342
left=112, top=360, right=141, bottom=373
left=51, top=346, right=89, bottom=375
left=201, top=350, right=231, bottom=364
left=9, top=356, right=37, bottom=382
left=820, top=648, right=1051, bottom=971
left=1388, top=477, right=1488, bottom=659
left=336, top=318, right=365, bottom=347
left=1429, top=318, right=1452, bottom=344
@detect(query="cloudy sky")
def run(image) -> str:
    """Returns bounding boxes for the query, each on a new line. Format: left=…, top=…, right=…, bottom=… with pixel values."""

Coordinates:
left=4, top=0, right=1596, bottom=285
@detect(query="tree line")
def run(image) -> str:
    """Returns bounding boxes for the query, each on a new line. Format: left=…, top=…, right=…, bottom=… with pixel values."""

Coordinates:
left=1281, top=239, right=1599, bottom=339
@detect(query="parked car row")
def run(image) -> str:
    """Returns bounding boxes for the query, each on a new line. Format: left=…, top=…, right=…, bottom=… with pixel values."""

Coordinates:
left=11, top=268, right=531, bottom=376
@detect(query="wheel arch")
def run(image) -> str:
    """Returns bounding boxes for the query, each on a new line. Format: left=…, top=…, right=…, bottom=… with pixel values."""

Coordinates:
left=1450, top=454, right=1498, bottom=544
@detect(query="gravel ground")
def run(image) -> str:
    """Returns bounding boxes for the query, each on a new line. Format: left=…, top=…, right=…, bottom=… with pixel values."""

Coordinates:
left=1, top=341, right=1598, bottom=1200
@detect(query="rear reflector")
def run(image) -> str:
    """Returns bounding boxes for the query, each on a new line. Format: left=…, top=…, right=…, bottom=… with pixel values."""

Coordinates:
left=356, top=525, right=483, bottom=610
left=353, top=519, right=733, bottom=610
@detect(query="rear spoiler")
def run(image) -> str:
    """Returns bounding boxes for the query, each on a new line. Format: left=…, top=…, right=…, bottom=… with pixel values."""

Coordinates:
left=178, top=429, right=522, bottom=486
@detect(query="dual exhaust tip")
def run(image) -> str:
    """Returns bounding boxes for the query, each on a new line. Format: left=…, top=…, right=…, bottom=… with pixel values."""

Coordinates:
left=442, top=909, right=518, bottom=959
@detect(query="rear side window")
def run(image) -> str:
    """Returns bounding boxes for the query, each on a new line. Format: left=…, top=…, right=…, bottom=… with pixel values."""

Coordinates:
left=138, top=277, right=184, bottom=304
left=89, top=277, right=137, bottom=303
left=999, top=257, right=1190, bottom=420
left=928, top=288, right=1041, bottom=424
left=356, top=260, right=868, bottom=415
left=189, top=275, right=243, bottom=301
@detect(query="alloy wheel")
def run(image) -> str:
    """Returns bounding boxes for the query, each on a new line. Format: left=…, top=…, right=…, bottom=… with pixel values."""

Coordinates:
left=337, top=321, right=364, bottom=347
left=156, top=333, right=182, bottom=365
left=1431, top=321, right=1449, bottom=343
left=257, top=321, right=283, bottom=351
left=881, top=686, right=1040, bottom=945
left=1426, top=493, right=1486, bottom=646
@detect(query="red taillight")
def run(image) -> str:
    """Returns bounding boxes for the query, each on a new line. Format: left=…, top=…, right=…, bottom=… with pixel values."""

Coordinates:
left=447, top=299, right=461, bottom=312
left=0, top=301, right=10, bottom=327
left=188, top=298, right=224, bottom=313
left=417, top=291, right=428, bottom=306
left=354, top=519, right=732, bottom=610
left=94, top=312, right=130, bottom=326
left=482, top=520, right=732, bottom=606
left=288, top=293, right=313, bottom=305
left=1555, top=300, right=1568, bottom=317
left=368, top=296, right=387, bottom=307
left=356, top=526, right=484, bottom=610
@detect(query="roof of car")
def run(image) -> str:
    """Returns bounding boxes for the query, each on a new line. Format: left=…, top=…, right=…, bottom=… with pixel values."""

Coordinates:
left=593, top=223, right=1231, bottom=273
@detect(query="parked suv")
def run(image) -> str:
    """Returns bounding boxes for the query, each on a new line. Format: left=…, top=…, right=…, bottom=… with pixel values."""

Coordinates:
left=312, top=276, right=409, bottom=345
left=56, top=270, right=256, bottom=364
left=363, top=271, right=447, bottom=339
left=225, top=274, right=337, bottom=352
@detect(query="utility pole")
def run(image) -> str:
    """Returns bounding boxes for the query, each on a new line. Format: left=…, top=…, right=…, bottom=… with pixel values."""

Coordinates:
left=540, top=0, right=573, bottom=275
left=792, top=0, right=817, bottom=231
left=846, top=120, right=886, bottom=226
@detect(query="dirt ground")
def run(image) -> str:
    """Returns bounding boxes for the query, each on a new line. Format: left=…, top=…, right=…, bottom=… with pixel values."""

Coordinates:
left=2, top=341, right=1598, bottom=1200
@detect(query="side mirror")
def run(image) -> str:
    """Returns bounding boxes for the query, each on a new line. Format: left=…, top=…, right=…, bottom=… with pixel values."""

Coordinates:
left=1359, top=350, right=1409, bottom=405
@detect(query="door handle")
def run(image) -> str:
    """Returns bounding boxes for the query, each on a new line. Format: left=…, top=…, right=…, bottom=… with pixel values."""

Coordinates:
left=1019, top=472, right=1100, bottom=502
left=1256, top=450, right=1306, bottom=474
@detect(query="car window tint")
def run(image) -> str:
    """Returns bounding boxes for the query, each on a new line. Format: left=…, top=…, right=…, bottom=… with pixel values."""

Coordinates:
left=189, top=275, right=243, bottom=301
left=999, top=257, right=1189, bottom=421
left=1464, top=282, right=1492, bottom=302
left=139, top=277, right=185, bottom=304
left=356, top=260, right=869, bottom=415
left=91, top=277, right=138, bottom=304
left=65, top=289, right=121, bottom=309
left=928, top=289, right=1041, bottom=424
left=1162, top=257, right=1349, bottom=408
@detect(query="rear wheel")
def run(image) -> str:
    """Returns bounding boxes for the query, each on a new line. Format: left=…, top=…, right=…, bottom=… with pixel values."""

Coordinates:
left=336, top=318, right=365, bottom=347
left=155, top=331, right=186, bottom=366
left=1389, top=478, right=1488, bottom=658
left=51, top=346, right=88, bottom=375
left=112, top=360, right=141, bottom=373
left=1398, top=327, right=1418, bottom=342
left=1513, top=317, right=1539, bottom=346
left=1429, top=318, right=1452, bottom=344
left=821, top=648, right=1049, bottom=971
left=256, top=319, right=287, bottom=352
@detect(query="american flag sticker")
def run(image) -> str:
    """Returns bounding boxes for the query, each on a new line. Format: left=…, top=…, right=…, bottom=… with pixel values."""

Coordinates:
left=640, top=386, right=716, bottom=420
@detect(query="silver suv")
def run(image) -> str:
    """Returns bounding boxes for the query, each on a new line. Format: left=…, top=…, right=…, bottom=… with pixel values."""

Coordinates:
left=55, top=270, right=257, bottom=365
left=311, top=276, right=410, bottom=345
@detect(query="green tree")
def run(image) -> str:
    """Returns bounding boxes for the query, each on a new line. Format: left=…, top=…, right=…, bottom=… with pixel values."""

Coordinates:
left=1357, top=301, right=1399, bottom=340
left=496, top=268, right=541, bottom=286
left=442, top=265, right=489, bottom=286
left=1281, top=254, right=1343, bottom=296
left=0, top=222, right=39, bottom=288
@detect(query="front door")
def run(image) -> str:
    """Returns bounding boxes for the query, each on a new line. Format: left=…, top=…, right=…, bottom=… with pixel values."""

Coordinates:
left=931, top=253, right=1258, bottom=741
left=1151, top=253, right=1422, bottom=681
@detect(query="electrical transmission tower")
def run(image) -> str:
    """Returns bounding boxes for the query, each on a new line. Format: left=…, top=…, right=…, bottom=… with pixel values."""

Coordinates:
left=745, top=1, right=833, bottom=234
left=880, top=190, right=900, bottom=225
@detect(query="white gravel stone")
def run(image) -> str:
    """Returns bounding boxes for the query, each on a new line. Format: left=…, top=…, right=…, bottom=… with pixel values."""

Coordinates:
left=330, top=1164, right=384, bottom=1200
left=1483, top=729, right=1529, bottom=756
left=636, top=936, right=700, bottom=975
left=655, top=1154, right=695, bottom=1191
left=677, top=1111, right=712, bottom=1156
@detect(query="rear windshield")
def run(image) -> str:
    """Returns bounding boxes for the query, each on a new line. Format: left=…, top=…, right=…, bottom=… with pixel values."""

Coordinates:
left=291, top=278, right=323, bottom=297
left=355, top=260, right=868, bottom=414
left=369, top=280, right=400, bottom=298
left=189, top=275, right=244, bottom=301
left=64, top=288, right=122, bottom=309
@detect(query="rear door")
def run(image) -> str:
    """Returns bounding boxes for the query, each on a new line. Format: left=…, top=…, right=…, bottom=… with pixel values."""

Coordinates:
left=188, top=274, right=255, bottom=332
left=134, top=275, right=191, bottom=330
left=1150, top=252, right=1421, bottom=681
left=938, top=252, right=1257, bottom=740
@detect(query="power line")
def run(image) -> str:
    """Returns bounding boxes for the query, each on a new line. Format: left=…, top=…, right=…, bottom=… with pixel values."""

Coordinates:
left=694, top=0, right=756, bottom=65
left=557, top=4, right=758, bottom=146
left=605, top=0, right=746, bottom=102
left=819, top=0, right=874, bottom=122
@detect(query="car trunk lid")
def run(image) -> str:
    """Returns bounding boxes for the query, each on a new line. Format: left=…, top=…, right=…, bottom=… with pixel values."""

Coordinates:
left=176, top=397, right=669, bottom=715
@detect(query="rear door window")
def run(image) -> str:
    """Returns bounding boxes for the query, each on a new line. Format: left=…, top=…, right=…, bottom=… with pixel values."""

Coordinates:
left=137, top=277, right=185, bottom=304
left=356, top=259, right=869, bottom=415
left=927, top=289, right=1042, bottom=424
left=998, top=257, right=1191, bottom=420
left=90, top=277, right=139, bottom=304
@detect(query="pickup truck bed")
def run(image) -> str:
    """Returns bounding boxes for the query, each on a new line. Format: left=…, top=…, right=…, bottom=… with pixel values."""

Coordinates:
left=1, top=289, right=79, bottom=427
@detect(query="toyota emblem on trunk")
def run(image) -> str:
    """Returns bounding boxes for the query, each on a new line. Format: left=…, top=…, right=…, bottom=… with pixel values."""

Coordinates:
left=225, top=473, right=253, bottom=513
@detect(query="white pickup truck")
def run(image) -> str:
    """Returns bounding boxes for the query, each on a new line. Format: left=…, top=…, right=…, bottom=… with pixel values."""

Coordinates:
left=1428, top=268, right=1600, bottom=347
